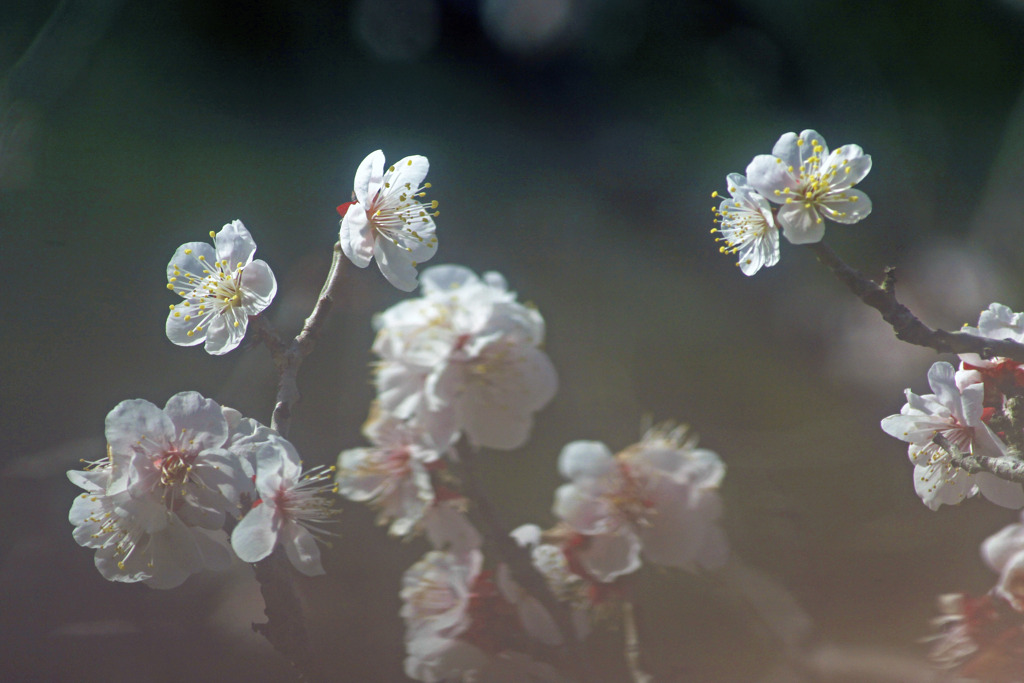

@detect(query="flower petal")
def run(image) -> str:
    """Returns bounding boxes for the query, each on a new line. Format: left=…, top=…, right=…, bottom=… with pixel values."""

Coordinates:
left=339, top=205, right=373, bottom=268
left=214, top=220, right=257, bottom=267
left=353, top=150, right=385, bottom=207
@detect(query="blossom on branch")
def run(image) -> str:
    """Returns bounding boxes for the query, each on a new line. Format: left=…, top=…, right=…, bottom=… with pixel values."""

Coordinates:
left=339, top=149, right=439, bottom=291
left=745, top=129, right=872, bottom=244
left=68, top=392, right=253, bottom=587
left=166, top=220, right=277, bottom=355
left=231, top=435, right=338, bottom=576
left=372, top=265, right=557, bottom=450
left=711, top=173, right=779, bottom=275
left=552, top=424, right=729, bottom=582
left=956, top=303, right=1024, bottom=394
left=880, top=361, right=1024, bottom=510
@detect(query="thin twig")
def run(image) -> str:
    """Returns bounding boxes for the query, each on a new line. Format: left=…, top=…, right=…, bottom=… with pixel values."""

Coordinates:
left=253, top=242, right=347, bottom=437
left=807, top=241, right=1024, bottom=363
left=933, top=433, right=1024, bottom=484
left=456, top=444, right=592, bottom=682
left=622, top=599, right=654, bottom=683
left=245, top=242, right=348, bottom=683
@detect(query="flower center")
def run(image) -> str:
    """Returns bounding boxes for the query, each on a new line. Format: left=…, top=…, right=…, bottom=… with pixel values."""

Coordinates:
left=166, top=234, right=248, bottom=338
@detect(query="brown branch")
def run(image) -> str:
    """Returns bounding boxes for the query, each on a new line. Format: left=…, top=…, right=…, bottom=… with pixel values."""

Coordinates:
left=806, top=241, right=1024, bottom=363
left=253, top=242, right=347, bottom=437
left=933, top=434, right=1024, bottom=484
left=456, top=445, right=592, bottom=682
left=244, top=242, right=347, bottom=682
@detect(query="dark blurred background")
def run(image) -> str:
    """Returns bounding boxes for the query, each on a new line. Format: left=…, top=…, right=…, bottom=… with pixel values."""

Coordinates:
left=4, top=0, right=1024, bottom=680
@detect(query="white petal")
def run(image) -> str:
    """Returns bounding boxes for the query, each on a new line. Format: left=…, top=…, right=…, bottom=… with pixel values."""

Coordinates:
left=230, top=502, right=278, bottom=563
left=353, top=150, right=385, bottom=207
left=777, top=203, right=825, bottom=244
left=558, top=441, right=615, bottom=481
left=282, top=524, right=325, bottom=576
left=374, top=237, right=420, bottom=292
left=240, top=260, right=277, bottom=313
left=339, top=205, right=373, bottom=268
left=214, top=220, right=257, bottom=267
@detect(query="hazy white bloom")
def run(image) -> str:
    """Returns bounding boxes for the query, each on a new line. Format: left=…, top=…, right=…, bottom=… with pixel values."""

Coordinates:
left=336, top=409, right=443, bottom=537
left=339, top=150, right=439, bottom=291
left=401, top=549, right=482, bottom=642
left=423, top=500, right=482, bottom=555
left=553, top=424, right=728, bottom=581
left=881, top=361, right=1024, bottom=510
left=746, top=129, right=871, bottom=244
left=67, top=459, right=231, bottom=588
left=231, top=436, right=336, bottom=576
left=166, top=220, right=277, bottom=355
left=957, top=303, right=1024, bottom=391
left=104, top=392, right=250, bottom=529
left=980, top=511, right=1024, bottom=612
left=373, top=265, right=557, bottom=450
left=712, top=173, right=779, bottom=275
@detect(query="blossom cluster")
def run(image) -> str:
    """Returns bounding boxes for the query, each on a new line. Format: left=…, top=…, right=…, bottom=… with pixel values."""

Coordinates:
left=68, top=392, right=336, bottom=587
left=334, top=261, right=730, bottom=679
left=881, top=303, right=1024, bottom=510
left=712, top=129, right=872, bottom=275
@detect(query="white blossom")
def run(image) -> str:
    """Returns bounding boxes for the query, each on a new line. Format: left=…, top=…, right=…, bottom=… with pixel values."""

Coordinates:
left=880, top=361, right=1024, bottom=510
left=956, top=303, right=1024, bottom=391
left=552, top=424, right=729, bottom=582
left=745, top=129, right=871, bottom=244
left=711, top=173, right=779, bottom=275
left=339, top=150, right=439, bottom=291
left=373, top=265, right=557, bottom=450
left=231, top=436, right=337, bottom=576
left=336, top=409, right=444, bottom=537
left=166, top=220, right=277, bottom=355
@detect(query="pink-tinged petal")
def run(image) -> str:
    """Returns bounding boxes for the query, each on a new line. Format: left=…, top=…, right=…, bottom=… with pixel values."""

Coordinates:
left=423, top=503, right=481, bottom=554
left=559, top=441, right=615, bottom=481
left=167, top=242, right=216, bottom=281
left=994, top=550, right=1024, bottom=610
left=240, top=260, right=277, bottom=312
left=282, top=524, right=325, bottom=576
left=214, top=220, right=257, bottom=267
left=745, top=154, right=797, bottom=201
left=819, top=189, right=871, bottom=224
left=577, top=529, right=643, bottom=582
left=982, top=521, right=1024, bottom=573
left=777, top=203, right=825, bottom=244
left=926, top=362, right=963, bottom=422
left=385, top=154, right=430, bottom=191
left=230, top=501, right=278, bottom=562
left=976, top=471, right=1024, bottom=509
left=353, top=150, right=385, bottom=207
left=553, top=484, right=614, bottom=534
left=163, top=391, right=228, bottom=449
left=374, top=237, right=420, bottom=292
left=105, top=399, right=175, bottom=458
left=339, top=205, right=373, bottom=268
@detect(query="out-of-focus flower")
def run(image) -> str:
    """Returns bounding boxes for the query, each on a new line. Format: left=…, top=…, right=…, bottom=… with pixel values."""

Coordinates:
left=372, top=265, right=557, bottom=450
left=103, top=392, right=250, bottom=529
left=926, top=592, right=1024, bottom=682
left=552, top=424, right=729, bottom=582
left=711, top=173, right=779, bottom=275
left=336, top=408, right=444, bottom=537
left=402, top=550, right=483, bottom=643
left=881, top=362, right=1024, bottom=510
left=745, top=129, right=871, bottom=244
left=67, top=391, right=253, bottom=588
left=166, top=220, right=277, bottom=355
left=982, top=511, right=1024, bottom=611
left=339, top=150, right=439, bottom=291
left=957, top=303, right=1024, bottom=394
left=231, top=436, right=337, bottom=576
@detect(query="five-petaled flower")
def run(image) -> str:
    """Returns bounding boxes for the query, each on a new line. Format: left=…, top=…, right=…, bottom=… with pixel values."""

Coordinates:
left=166, top=220, right=277, bottom=355
left=339, top=150, right=439, bottom=291
left=745, top=129, right=872, bottom=245
left=711, top=173, right=779, bottom=275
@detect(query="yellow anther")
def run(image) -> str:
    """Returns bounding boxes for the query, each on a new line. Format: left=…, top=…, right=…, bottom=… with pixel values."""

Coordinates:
left=167, top=283, right=175, bottom=290
left=711, top=191, right=719, bottom=198
left=198, top=255, right=205, bottom=261
left=406, top=159, right=412, bottom=166
left=209, top=231, right=216, bottom=238
left=185, top=248, right=192, bottom=254
left=388, top=165, right=396, bottom=172
left=186, top=330, right=194, bottom=337
left=424, top=182, right=432, bottom=188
